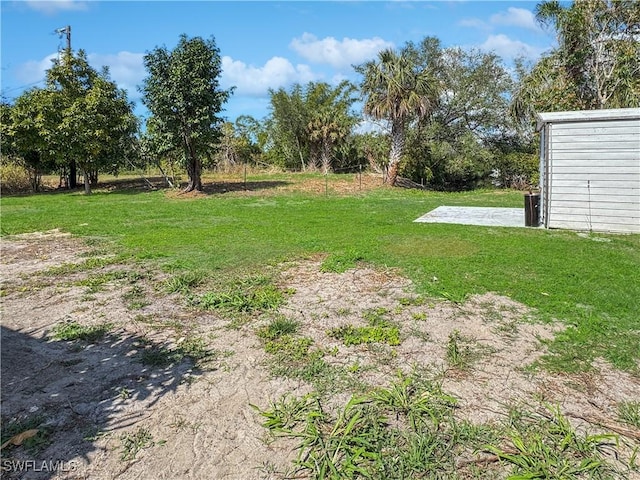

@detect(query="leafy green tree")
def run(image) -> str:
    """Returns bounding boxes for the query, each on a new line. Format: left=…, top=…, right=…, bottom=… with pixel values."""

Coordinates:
left=6, top=51, right=137, bottom=194
left=5, top=90, right=59, bottom=191
left=266, top=81, right=358, bottom=172
left=141, top=34, right=232, bottom=192
left=512, top=0, right=640, bottom=122
left=357, top=47, right=439, bottom=185
left=216, top=121, right=261, bottom=169
left=395, top=38, right=519, bottom=190
left=267, top=84, right=309, bottom=170
left=45, top=50, right=138, bottom=194
left=306, top=81, right=358, bottom=173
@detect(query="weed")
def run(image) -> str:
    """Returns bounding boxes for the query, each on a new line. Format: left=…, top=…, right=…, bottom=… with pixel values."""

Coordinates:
left=327, top=324, right=401, bottom=346
left=122, top=284, right=148, bottom=309
left=265, top=335, right=313, bottom=361
left=118, top=387, right=131, bottom=400
left=411, top=312, right=427, bottom=321
left=139, top=336, right=214, bottom=368
left=256, top=393, right=386, bottom=477
left=169, top=415, right=202, bottom=434
left=42, top=256, right=124, bottom=276
left=255, top=373, right=462, bottom=479
left=618, top=401, right=640, bottom=428
left=320, top=249, right=364, bottom=273
left=372, top=373, right=457, bottom=432
left=445, top=329, right=491, bottom=370
left=485, top=404, right=619, bottom=479
left=51, top=320, right=113, bottom=343
left=194, top=276, right=285, bottom=314
left=328, top=307, right=401, bottom=347
left=362, top=307, right=390, bottom=325
left=139, top=345, right=180, bottom=367
left=398, top=296, right=425, bottom=307
left=256, top=316, right=299, bottom=341
left=73, top=270, right=129, bottom=292
left=164, top=270, right=206, bottom=294
left=407, top=326, right=430, bottom=343
left=120, top=427, right=155, bottom=461
left=493, top=319, right=519, bottom=339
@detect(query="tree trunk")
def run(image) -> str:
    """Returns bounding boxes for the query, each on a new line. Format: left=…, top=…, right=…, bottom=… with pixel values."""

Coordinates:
left=183, top=140, right=202, bottom=192
left=321, top=142, right=332, bottom=174
left=83, top=169, right=92, bottom=195
left=387, top=120, right=405, bottom=186
left=69, top=159, right=77, bottom=189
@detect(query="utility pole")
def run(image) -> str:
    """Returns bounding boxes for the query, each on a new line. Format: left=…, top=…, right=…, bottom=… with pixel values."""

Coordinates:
left=55, top=25, right=71, bottom=53
left=55, top=25, right=76, bottom=188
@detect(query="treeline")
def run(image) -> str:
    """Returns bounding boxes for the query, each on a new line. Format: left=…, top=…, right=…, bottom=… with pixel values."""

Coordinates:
left=2, top=1, right=638, bottom=194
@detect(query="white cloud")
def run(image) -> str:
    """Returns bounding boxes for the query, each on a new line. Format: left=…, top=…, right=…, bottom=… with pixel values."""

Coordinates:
left=24, top=0, right=88, bottom=15
left=221, top=56, right=319, bottom=96
left=490, top=7, right=541, bottom=32
left=458, top=18, right=490, bottom=31
left=479, top=34, right=544, bottom=61
left=14, top=53, right=58, bottom=83
left=88, top=51, right=145, bottom=98
left=290, top=33, right=394, bottom=69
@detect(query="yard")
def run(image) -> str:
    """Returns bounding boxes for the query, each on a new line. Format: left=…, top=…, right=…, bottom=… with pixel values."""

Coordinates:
left=1, top=172, right=639, bottom=479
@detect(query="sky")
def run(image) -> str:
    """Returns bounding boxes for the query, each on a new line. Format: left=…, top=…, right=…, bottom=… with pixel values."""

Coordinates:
left=1, top=0, right=558, bottom=123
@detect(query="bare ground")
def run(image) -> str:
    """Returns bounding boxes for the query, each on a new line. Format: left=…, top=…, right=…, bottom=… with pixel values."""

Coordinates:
left=1, top=231, right=638, bottom=479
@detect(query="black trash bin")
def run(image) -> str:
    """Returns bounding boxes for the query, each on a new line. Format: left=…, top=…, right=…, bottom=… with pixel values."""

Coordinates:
left=524, top=192, right=540, bottom=227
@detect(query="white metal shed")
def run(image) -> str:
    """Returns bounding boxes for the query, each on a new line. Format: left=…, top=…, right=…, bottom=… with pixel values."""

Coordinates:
left=536, top=108, right=640, bottom=234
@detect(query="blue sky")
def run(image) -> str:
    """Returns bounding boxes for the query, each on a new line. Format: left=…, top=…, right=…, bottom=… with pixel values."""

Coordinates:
left=1, top=1, right=557, bottom=123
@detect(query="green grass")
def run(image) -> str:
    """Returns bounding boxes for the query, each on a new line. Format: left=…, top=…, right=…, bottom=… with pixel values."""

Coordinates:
left=119, top=427, right=157, bottom=461
left=254, top=374, right=628, bottom=479
left=50, top=320, right=113, bottom=342
left=0, top=414, right=51, bottom=454
left=2, top=173, right=639, bottom=372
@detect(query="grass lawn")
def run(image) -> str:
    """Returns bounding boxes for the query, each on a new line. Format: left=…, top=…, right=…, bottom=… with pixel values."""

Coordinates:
left=2, top=172, right=639, bottom=373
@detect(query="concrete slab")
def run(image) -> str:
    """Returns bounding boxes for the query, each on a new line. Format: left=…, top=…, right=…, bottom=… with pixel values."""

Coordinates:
left=414, top=206, right=526, bottom=228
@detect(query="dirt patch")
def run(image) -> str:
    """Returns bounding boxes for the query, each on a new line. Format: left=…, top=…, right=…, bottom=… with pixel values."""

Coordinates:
left=163, top=172, right=387, bottom=199
left=1, top=234, right=638, bottom=479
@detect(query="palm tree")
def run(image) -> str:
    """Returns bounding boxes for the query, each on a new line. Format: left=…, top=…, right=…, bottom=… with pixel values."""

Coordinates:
left=306, top=81, right=357, bottom=173
left=534, top=0, right=640, bottom=109
left=359, top=48, right=438, bottom=186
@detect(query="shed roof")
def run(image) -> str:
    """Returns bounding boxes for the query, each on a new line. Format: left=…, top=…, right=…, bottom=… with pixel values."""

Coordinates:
left=536, top=107, right=640, bottom=131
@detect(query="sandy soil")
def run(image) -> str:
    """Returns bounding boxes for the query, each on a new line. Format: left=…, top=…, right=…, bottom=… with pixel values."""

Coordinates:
left=1, top=231, right=638, bottom=479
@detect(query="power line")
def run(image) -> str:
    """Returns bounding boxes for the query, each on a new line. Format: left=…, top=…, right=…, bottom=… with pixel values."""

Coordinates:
left=1, top=79, right=46, bottom=97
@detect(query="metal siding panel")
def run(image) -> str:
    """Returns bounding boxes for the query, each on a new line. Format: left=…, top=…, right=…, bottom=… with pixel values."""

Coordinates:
left=547, top=116, right=640, bottom=233
left=552, top=151, right=639, bottom=160
left=548, top=218, right=640, bottom=234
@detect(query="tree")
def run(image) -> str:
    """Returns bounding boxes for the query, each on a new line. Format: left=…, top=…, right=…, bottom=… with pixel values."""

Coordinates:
left=512, top=0, right=640, bottom=122
left=306, top=81, right=358, bottom=173
left=357, top=47, right=439, bottom=185
left=6, top=90, right=59, bottom=191
left=398, top=38, right=519, bottom=190
left=45, top=50, right=138, bottom=194
left=266, top=81, right=358, bottom=172
left=6, top=50, right=137, bottom=194
left=267, top=84, right=311, bottom=170
left=141, top=34, right=232, bottom=192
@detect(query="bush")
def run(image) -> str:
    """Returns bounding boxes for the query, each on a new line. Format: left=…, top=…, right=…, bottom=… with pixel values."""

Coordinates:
left=0, top=159, right=32, bottom=193
left=492, top=151, right=539, bottom=190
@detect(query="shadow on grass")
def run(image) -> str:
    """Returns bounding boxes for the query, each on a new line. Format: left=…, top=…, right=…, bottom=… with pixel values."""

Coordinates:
left=200, top=180, right=290, bottom=195
left=0, top=325, right=199, bottom=479
left=2, top=177, right=291, bottom=198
